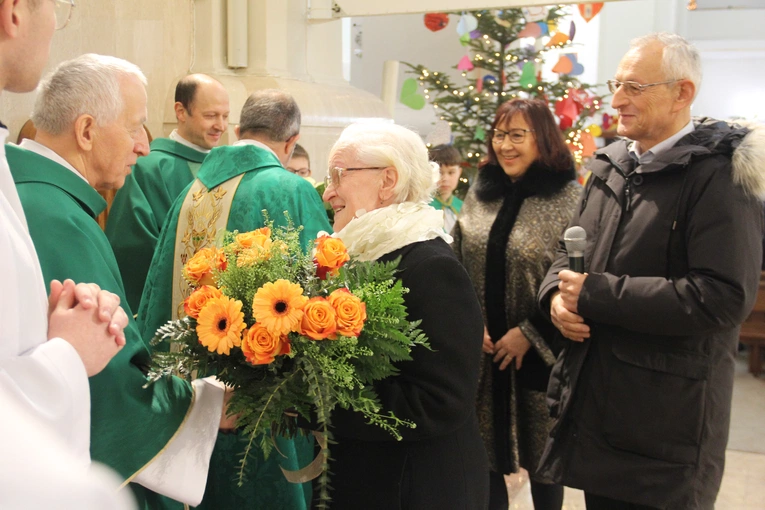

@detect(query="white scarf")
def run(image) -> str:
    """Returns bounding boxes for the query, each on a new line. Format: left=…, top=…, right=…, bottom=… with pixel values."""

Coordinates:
left=335, top=201, right=452, bottom=261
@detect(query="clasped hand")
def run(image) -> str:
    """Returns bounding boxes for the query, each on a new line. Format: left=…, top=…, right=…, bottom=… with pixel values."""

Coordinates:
left=484, top=326, right=531, bottom=371
left=550, top=269, right=590, bottom=342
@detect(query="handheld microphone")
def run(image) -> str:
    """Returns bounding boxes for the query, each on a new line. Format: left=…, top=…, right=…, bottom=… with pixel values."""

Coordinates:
left=564, top=226, right=587, bottom=273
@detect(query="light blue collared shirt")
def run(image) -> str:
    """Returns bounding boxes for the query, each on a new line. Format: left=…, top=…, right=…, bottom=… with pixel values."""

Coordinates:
left=628, top=119, right=695, bottom=169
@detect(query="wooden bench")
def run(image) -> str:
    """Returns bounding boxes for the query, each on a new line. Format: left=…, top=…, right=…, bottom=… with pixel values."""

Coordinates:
left=739, top=272, right=765, bottom=377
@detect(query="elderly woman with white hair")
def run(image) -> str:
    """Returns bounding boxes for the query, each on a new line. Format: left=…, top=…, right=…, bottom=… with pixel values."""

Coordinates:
left=322, top=122, right=489, bottom=509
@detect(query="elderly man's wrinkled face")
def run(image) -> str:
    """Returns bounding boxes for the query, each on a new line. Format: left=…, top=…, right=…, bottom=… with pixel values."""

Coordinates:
left=90, top=75, right=149, bottom=190
left=322, top=151, right=385, bottom=232
left=612, top=41, right=682, bottom=151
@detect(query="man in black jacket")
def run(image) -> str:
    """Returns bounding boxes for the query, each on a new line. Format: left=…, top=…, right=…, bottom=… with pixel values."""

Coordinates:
left=537, top=32, right=765, bottom=510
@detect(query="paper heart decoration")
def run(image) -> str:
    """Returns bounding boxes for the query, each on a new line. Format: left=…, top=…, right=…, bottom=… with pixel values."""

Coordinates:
left=519, top=62, right=537, bottom=89
left=424, top=13, right=449, bottom=32
left=587, top=124, right=603, bottom=137
left=474, top=126, right=486, bottom=142
left=522, top=6, right=547, bottom=22
left=518, top=23, right=541, bottom=38
left=569, top=20, right=577, bottom=42
left=578, top=3, right=604, bottom=23
left=552, top=55, right=573, bottom=74
left=457, top=55, right=474, bottom=71
left=558, top=54, right=585, bottom=76
left=400, top=78, right=425, bottom=110
left=460, top=33, right=471, bottom=46
left=602, top=113, right=612, bottom=131
left=555, top=96, right=579, bottom=125
left=469, top=29, right=482, bottom=39
left=580, top=132, right=596, bottom=157
left=425, top=120, right=453, bottom=147
left=456, top=14, right=478, bottom=36
left=546, top=32, right=570, bottom=48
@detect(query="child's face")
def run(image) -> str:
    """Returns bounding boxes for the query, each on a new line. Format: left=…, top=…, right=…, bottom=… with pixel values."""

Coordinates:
left=437, top=164, right=462, bottom=197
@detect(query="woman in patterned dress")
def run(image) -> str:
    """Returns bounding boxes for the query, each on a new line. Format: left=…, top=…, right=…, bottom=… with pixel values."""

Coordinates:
left=451, top=99, right=581, bottom=510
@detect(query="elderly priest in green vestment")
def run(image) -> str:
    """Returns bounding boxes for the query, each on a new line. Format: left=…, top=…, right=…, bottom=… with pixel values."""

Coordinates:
left=138, top=89, right=332, bottom=509
left=8, top=54, right=234, bottom=509
left=105, top=74, right=230, bottom=312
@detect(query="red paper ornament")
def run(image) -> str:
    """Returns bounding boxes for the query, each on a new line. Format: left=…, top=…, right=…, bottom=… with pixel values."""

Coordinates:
left=578, top=3, right=604, bottom=23
left=424, top=13, right=449, bottom=32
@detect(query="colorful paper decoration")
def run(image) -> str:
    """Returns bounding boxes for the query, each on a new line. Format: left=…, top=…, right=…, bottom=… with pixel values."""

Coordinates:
left=456, top=13, right=478, bottom=36
left=400, top=78, right=425, bottom=110
left=569, top=20, right=577, bottom=41
left=470, top=29, right=482, bottom=39
left=578, top=3, right=604, bottom=23
left=522, top=6, right=547, bottom=22
left=460, top=33, right=471, bottom=46
left=602, top=113, right=612, bottom=131
left=519, top=62, right=537, bottom=88
left=552, top=54, right=585, bottom=76
left=457, top=55, right=474, bottom=71
left=518, top=21, right=550, bottom=39
left=425, top=120, right=453, bottom=147
left=546, top=32, right=570, bottom=47
left=474, top=126, right=486, bottom=141
left=587, top=124, right=603, bottom=137
left=424, top=13, right=449, bottom=32
left=580, top=131, right=596, bottom=156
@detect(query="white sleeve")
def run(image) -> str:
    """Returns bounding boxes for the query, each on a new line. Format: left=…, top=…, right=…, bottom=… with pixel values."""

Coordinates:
left=133, top=377, right=225, bottom=506
left=0, top=384, right=137, bottom=510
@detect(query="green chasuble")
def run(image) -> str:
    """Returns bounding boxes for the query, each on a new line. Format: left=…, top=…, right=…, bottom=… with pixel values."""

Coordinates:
left=106, top=138, right=207, bottom=312
left=138, top=143, right=332, bottom=510
left=7, top=145, right=192, bottom=509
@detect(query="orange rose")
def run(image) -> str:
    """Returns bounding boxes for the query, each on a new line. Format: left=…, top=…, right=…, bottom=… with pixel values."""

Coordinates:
left=183, top=285, right=223, bottom=319
left=300, top=297, right=338, bottom=340
left=242, top=322, right=290, bottom=365
left=183, top=247, right=227, bottom=286
left=314, top=235, right=349, bottom=279
left=235, top=227, right=272, bottom=251
left=328, top=288, right=367, bottom=337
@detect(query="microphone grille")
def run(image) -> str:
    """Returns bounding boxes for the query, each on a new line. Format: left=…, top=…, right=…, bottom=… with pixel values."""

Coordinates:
left=564, top=226, right=587, bottom=252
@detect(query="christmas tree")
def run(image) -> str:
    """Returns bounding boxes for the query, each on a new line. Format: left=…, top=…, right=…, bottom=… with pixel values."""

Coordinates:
left=405, top=7, right=606, bottom=188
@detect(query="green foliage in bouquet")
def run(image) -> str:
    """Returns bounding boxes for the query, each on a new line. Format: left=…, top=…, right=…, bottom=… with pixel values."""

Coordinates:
left=145, top=217, right=428, bottom=506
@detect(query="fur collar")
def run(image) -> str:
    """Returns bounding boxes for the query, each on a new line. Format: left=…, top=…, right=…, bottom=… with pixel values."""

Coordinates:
left=473, top=161, right=577, bottom=203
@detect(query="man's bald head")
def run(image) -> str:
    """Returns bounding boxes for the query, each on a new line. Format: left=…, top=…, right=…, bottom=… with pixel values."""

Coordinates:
left=174, top=74, right=230, bottom=149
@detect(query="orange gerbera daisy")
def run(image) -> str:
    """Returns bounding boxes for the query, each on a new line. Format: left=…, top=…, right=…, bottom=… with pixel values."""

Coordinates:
left=251, top=279, right=308, bottom=336
left=196, top=295, right=246, bottom=355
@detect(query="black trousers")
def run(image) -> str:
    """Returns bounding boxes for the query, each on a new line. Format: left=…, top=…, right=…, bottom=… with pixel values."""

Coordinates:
left=585, top=492, right=660, bottom=510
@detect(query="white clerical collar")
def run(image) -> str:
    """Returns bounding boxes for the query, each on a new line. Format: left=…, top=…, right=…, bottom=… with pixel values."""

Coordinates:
left=234, top=138, right=280, bottom=160
left=629, top=119, right=695, bottom=166
left=169, top=129, right=211, bottom=154
left=18, top=139, right=90, bottom=184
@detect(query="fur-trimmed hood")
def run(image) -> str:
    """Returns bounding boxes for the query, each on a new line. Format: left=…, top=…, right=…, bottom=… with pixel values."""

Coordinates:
left=597, top=117, right=765, bottom=198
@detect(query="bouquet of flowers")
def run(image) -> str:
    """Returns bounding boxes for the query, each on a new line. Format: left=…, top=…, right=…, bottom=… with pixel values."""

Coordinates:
left=146, top=220, right=428, bottom=504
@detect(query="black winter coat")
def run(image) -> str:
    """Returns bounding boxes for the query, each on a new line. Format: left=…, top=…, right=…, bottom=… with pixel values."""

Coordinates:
left=329, top=238, right=489, bottom=509
left=536, top=118, right=765, bottom=509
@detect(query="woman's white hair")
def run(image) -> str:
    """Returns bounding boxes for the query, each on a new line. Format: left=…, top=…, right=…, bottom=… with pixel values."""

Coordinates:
left=32, top=54, right=147, bottom=135
left=329, top=122, right=438, bottom=204
left=630, top=32, right=703, bottom=99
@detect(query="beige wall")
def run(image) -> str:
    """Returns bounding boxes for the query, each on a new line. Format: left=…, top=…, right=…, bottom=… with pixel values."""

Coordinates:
left=0, top=0, right=194, bottom=144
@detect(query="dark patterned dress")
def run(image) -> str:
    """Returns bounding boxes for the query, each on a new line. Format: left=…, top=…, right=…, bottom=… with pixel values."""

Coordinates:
left=452, top=177, right=580, bottom=481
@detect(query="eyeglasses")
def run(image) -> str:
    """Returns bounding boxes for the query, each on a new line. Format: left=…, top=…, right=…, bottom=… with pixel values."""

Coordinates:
left=324, top=166, right=385, bottom=188
left=606, top=79, right=680, bottom=96
left=287, top=167, right=311, bottom=177
left=54, top=0, right=76, bottom=30
left=491, top=128, right=534, bottom=145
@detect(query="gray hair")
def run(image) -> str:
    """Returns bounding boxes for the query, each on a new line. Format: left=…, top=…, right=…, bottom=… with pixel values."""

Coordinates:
left=630, top=32, right=702, bottom=99
left=239, top=89, right=300, bottom=142
left=32, top=54, right=147, bottom=135
left=329, top=122, right=437, bottom=204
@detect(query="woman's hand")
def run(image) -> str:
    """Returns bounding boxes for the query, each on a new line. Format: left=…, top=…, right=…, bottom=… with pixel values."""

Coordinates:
left=482, top=326, right=493, bottom=354
left=492, top=327, right=531, bottom=371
